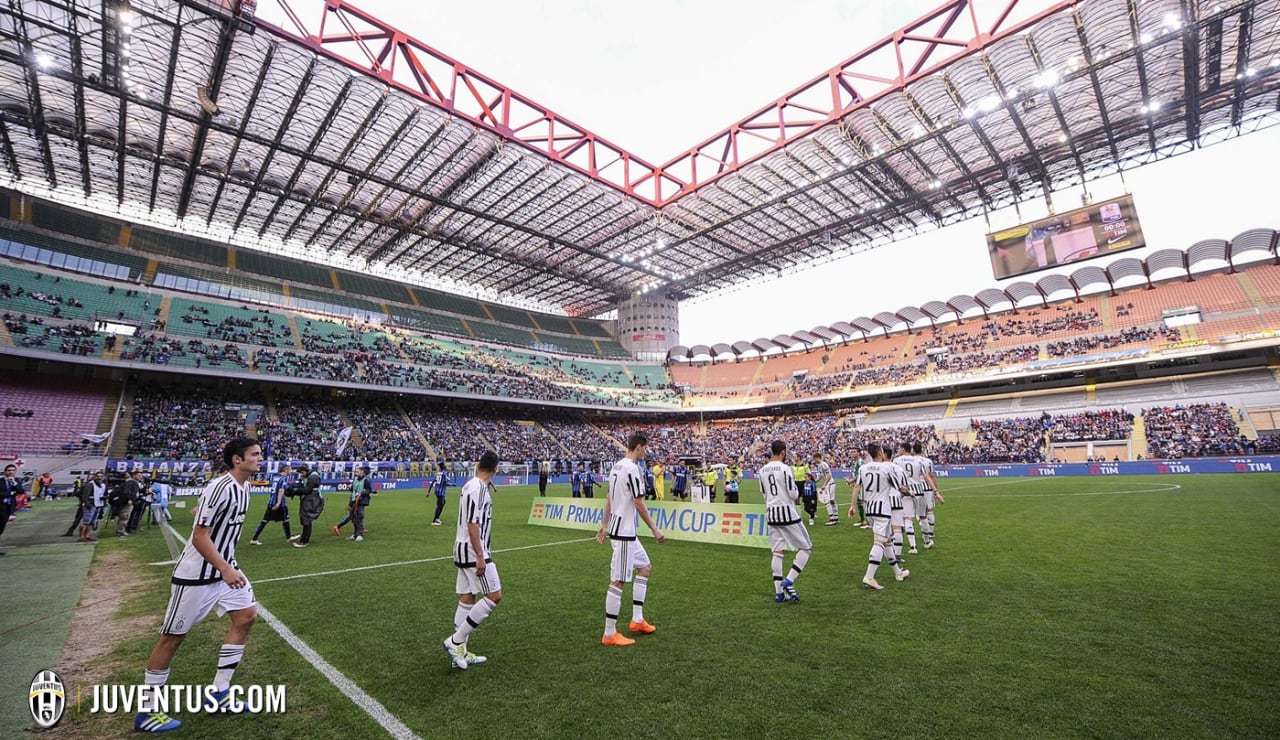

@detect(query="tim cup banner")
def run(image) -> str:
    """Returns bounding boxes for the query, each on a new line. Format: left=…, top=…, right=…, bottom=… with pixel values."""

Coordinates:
left=527, top=498, right=770, bottom=548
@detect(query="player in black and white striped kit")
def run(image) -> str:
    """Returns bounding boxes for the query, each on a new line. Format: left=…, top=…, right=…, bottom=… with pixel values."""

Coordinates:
left=914, top=441, right=945, bottom=547
left=894, top=442, right=926, bottom=555
left=760, top=440, right=812, bottom=602
left=597, top=432, right=666, bottom=646
left=852, top=442, right=910, bottom=590
left=443, top=451, right=502, bottom=670
left=137, top=437, right=262, bottom=733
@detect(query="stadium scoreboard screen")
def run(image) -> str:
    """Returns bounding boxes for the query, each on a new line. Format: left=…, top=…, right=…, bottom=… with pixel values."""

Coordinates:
left=986, top=194, right=1145, bottom=280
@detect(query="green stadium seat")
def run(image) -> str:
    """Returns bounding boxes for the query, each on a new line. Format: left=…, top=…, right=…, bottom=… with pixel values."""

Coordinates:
left=236, top=250, right=334, bottom=289
left=31, top=203, right=122, bottom=245
left=129, top=228, right=229, bottom=267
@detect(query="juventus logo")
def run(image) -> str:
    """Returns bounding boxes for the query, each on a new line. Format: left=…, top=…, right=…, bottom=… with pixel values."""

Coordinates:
left=29, top=669, right=66, bottom=729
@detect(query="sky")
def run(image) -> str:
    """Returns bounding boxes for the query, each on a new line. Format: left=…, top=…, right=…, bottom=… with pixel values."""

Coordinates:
left=267, top=0, right=1280, bottom=347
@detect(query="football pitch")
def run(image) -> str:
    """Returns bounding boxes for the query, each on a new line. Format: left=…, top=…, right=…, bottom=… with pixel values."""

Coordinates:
left=61, top=475, right=1280, bottom=738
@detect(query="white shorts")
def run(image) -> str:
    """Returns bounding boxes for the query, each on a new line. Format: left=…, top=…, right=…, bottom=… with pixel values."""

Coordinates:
left=889, top=492, right=904, bottom=528
left=817, top=482, right=836, bottom=504
left=864, top=498, right=893, bottom=541
left=768, top=521, right=813, bottom=552
left=455, top=561, right=502, bottom=596
left=609, top=538, right=651, bottom=583
left=922, top=490, right=936, bottom=512
left=868, top=514, right=893, bottom=542
left=160, top=579, right=256, bottom=635
left=901, top=495, right=917, bottom=520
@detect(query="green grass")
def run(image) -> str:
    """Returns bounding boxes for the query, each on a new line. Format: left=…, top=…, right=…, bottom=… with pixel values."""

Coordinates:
left=63, top=477, right=1280, bottom=738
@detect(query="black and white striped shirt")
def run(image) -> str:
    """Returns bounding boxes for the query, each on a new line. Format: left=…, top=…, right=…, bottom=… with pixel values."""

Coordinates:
left=171, top=473, right=249, bottom=586
left=758, top=460, right=801, bottom=526
left=606, top=458, right=644, bottom=540
left=453, top=477, right=494, bottom=567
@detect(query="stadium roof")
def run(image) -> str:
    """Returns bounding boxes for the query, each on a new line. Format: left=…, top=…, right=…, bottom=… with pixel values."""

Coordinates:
left=666, top=226, right=1280, bottom=361
left=1, top=0, right=1278, bottom=317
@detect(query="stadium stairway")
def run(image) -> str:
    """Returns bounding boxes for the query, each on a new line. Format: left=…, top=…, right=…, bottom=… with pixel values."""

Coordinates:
left=287, top=315, right=304, bottom=351
left=262, top=387, right=279, bottom=424
left=396, top=401, right=438, bottom=465
left=383, top=328, right=409, bottom=361
left=107, top=384, right=137, bottom=459
left=1098, top=294, right=1114, bottom=330
left=156, top=295, right=172, bottom=332
left=0, top=318, right=12, bottom=347
left=943, top=391, right=960, bottom=418
left=587, top=421, right=627, bottom=454
left=1130, top=415, right=1148, bottom=458
left=337, top=408, right=364, bottom=452
left=531, top=420, right=571, bottom=458
left=96, top=383, right=121, bottom=438
left=1085, top=375, right=1098, bottom=403
left=1233, top=271, right=1269, bottom=309
left=1234, top=407, right=1259, bottom=440
left=899, top=331, right=922, bottom=362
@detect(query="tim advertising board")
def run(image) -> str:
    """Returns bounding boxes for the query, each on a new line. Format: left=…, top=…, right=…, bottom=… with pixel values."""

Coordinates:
left=528, top=499, right=771, bottom=548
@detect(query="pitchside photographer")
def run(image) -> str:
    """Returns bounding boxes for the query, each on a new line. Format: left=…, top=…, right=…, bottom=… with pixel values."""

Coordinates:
left=288, top=464, right=324, bottom=548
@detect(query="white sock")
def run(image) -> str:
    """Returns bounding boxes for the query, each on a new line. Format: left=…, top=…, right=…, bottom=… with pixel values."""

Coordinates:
left=143, top=668, right=169, bottom=714
left=632, top=576, right=648, bottom=623
left=454, top=600, right=470, bottom=630
left=451, top=597, right=497, bottom=644
left=905, top=521, right=917, bottom=549
left=771, top=552, right=784, bottom=592
left=214, top=644, right=244, bottom=692
left=787, top=549, right=810, bottom=582
left=921, top=516, right=934, bottom=542
left=604, top=585, right=622, bottom=636
left=865, top=543, right=883, bottom=581
left=927, top=511, right=936, bottom=534
left=893, top=533, right=904, bottom=561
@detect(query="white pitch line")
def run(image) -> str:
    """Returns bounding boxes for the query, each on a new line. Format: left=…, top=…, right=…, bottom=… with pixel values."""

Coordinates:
left=255, top=603, right=420, bottom=740
left=962, top=483, right=1184, bottom=498
left=932, top=478, right=1048, bottom=492
left=253, top=536, right=595, bottom=585
left=162, top=523, right=422, bottom=740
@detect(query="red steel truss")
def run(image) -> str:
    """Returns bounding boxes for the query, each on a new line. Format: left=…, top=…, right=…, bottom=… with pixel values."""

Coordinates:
left=256, top=0, right=1076, bottom=207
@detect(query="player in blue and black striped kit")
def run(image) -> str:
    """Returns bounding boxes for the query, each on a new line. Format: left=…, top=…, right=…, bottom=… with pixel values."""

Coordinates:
left=431, top=465, right=450, bottom=526
left=671, top=462, right=689, bottom=502
left=572, top=463, right=586, bottom=498
left=249, top=464, right=299, bottom=545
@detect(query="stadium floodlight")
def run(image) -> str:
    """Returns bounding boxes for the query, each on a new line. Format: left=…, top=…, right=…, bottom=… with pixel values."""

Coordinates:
left=118, top=9, right=135, bottom=26
left=1162, top=12, right=1182, bottom=31
left=1139, top=31, right=1153, bottom=45
left=34, top=52, right=53, bottom=70
left=1032, top=69, right=1059, bottom=89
